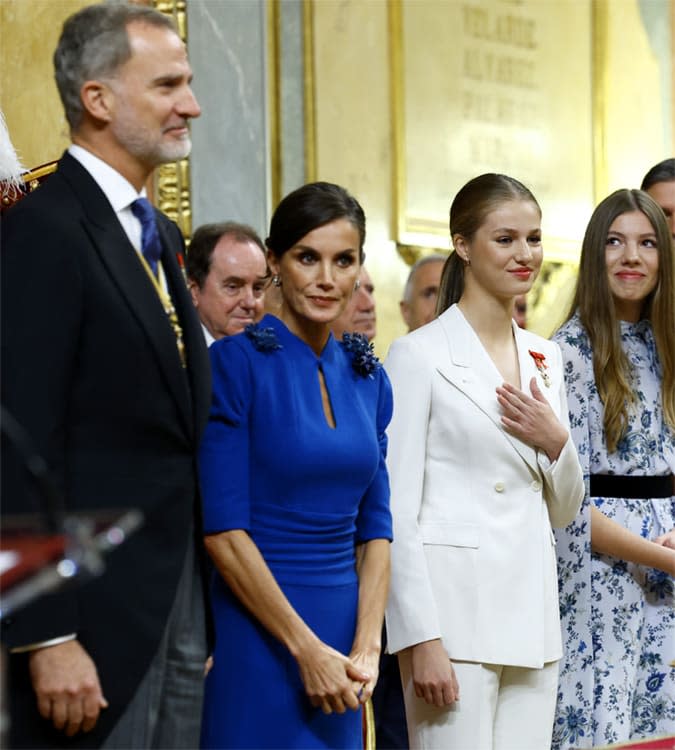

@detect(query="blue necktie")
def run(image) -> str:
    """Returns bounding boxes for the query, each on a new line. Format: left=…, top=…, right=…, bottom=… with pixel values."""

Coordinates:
left=130, top=198, right=162, bottom=276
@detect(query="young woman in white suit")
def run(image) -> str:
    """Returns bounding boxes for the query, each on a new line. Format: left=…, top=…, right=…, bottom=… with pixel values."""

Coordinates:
left=384, top=173, right=584, bottom=750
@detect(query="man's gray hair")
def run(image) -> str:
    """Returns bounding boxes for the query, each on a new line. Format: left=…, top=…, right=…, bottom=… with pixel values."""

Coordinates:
left=54, top=2, right=175, bottom=130
left=402, top=253, right=447, bottom=302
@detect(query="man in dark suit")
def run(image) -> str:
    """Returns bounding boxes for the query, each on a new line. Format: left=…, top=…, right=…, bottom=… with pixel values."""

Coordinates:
left=1, top=4, right=210, bottom=747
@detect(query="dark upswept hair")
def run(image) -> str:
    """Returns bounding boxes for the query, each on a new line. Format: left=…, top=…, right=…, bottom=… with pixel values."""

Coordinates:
left=566, top=188, right=675, bottom=452
left=54, top=3, right=175, bottom=130
left=436, top=173, right=541, bottom=315
left=266, top=182, right=366, bottom=261
left=641, top=158, right=675, bottom=191
left=187, top=222, right=267, bottom=288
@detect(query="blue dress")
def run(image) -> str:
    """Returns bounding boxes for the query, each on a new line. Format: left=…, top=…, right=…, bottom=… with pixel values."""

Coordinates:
left=199, top=315, right=393, bottom=749
left=552, top=314, right=675, bottom=749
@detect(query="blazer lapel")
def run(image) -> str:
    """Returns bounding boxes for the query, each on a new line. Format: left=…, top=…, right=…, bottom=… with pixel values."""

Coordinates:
left=436, top=305, right=540, bottom=475
left=59, top=154, right=193, bottom=436
left=514, top=323, right=543, bottom=396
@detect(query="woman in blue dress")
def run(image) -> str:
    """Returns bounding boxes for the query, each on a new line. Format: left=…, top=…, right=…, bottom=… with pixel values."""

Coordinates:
left=199, top=182, right=392, bottom=749
left=552, top=189, right=675, bottom=749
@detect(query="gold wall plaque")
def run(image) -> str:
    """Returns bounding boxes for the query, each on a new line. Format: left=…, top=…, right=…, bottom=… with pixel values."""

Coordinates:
left=391, top=0, right=595, bottom=265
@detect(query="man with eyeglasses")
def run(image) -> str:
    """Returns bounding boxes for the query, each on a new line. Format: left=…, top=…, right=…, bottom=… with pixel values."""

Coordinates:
left=187, top=221, right=269, bottom=344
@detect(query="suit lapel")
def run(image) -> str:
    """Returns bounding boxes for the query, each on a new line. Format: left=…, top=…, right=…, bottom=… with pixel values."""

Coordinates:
left=158, top=217, right=211, bottom=438
left=436, top=305, right=539, bottom=475
left=514, top=323, right=540, bottom=397
left=59, top=154, right=193, bottom=436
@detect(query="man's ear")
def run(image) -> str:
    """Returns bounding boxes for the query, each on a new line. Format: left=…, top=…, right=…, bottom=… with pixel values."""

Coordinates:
left=187, top=280, right=200, bottom=308
left=80, top=80, right=114, bottom=123
left=399, top=300, right=411, bottom=328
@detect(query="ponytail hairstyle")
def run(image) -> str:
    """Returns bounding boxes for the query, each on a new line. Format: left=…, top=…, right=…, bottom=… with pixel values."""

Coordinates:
left=436, top=173, right=540, bottom=314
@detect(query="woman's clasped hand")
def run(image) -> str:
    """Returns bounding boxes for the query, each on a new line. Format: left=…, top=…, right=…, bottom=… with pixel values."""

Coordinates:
left=295, top=637, right=370, bottom=714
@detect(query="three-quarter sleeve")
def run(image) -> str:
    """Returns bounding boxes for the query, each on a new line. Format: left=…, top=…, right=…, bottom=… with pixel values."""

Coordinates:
left=355, top=367, right=394, bottom=543
left=199, top=339, right=254, bottom=533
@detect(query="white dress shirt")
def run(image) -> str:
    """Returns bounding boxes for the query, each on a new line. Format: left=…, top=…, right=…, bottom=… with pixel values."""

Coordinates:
left=201, top=323, right=216, bottom=348
left=69, top=144, right=146, bottom=253
left=68, top=145, right=171, bottom=294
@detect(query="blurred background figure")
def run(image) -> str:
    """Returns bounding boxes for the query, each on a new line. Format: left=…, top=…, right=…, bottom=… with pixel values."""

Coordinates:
left=399, top=254, right=445, bottom=332
left=187, top=221, right=269, bottom=345
left=641, top=157, right=675, bottom=241
left=331, top=265, right=377, bottom=341
left=513, top=293, right=528, bottom=328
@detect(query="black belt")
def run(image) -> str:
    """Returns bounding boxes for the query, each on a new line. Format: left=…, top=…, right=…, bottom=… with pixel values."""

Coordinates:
left=590, top=473, right=674, bottom=499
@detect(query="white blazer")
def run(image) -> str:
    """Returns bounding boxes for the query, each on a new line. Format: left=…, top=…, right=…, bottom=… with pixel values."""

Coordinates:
left=384, top=305, right=584, bottom=669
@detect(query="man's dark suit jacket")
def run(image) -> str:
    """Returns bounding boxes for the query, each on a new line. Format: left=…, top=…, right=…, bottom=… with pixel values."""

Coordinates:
left=1, top=152, right=211, bottom=748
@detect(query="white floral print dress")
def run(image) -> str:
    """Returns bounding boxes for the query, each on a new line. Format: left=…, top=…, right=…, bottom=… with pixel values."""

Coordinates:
left=551, top=313, right=675, bottom=749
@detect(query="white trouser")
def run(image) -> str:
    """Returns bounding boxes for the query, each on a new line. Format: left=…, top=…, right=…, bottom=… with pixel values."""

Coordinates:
left=399, top=653, right=559, bottom=750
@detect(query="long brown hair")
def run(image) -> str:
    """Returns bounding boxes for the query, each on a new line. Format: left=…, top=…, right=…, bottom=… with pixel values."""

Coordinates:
left=436, top=173, right=541, bottom=314
left=567, top=188, right=675, bottom=452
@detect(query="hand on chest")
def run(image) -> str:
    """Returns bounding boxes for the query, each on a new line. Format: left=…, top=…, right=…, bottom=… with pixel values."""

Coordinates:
left=430, top=359, right=560, bottom=477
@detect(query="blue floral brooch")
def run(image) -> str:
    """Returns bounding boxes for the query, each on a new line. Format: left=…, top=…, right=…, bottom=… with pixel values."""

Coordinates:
left=245, top=324, right=283, bottom=352
left=341, top=332, right=380, bottom=379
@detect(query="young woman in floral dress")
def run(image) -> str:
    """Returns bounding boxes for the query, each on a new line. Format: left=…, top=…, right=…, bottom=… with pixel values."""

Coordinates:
left=552, top=188, right=675, bottom=749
